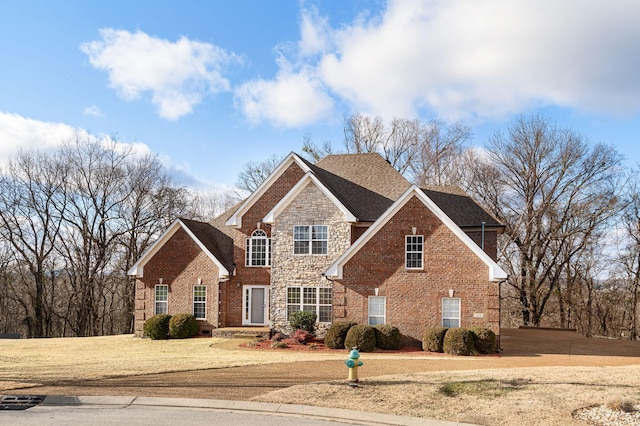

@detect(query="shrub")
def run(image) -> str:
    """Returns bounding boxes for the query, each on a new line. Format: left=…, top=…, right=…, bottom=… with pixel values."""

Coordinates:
left=470, top=327, right=497, bottom=354
left=143, top=314, right=172, bottom=340
left=344, top=325, right=376, bottom=352
left=272, top=332, right=284, bottom=342
left=324, top=321, right=357, bottom=349
left=422, top=327, right=448, bottom=352
left=443, top=328, right=476, bottom=356
left=291, top=329, right=314, bottom=345
left=374, top=324, right=402, bottom=350
left=169, top=313, right=199, bottom=339
left=271, top=340, right=288, bottom=349
left=289, top=311, right=317, bottom=334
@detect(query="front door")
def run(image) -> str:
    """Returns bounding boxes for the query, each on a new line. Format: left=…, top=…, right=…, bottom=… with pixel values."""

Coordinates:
left=242, top=285, right=269, bottom=325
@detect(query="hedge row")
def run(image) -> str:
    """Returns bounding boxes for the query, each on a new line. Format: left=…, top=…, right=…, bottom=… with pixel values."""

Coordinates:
left=143, top=313, right=199, bottom=340
left=323, top=322, right=402, bottom=352
left=422, top=326, right=497, bottom=355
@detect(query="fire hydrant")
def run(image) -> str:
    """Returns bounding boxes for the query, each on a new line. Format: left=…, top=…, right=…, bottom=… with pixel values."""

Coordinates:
left=344, top=347, right=363, bottom=383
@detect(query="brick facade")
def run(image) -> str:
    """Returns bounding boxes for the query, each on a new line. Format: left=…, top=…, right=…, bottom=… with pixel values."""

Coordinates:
left=134, top=227, right=220, bottom=336
left=333, top=196, right=500, bottom=345
left=131, top=153, right=504, bottom=346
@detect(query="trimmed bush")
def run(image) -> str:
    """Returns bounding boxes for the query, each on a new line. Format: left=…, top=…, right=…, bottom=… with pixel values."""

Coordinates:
left=470, top=327, right=497, bottom=354
left=443, top=328, right=476, bottom=356
left=374, top=324, right=402, bottom=350
left=143, top=314, right=172, bottom=340
left=169, top=313, right=199, bottom=339
left=289, top=311, right=317, bottom=334
left=324, top=321, right=357, bottom=349
left=344, top=325, right=376, bottom=352
left=422, top=326, right=448, bottom=353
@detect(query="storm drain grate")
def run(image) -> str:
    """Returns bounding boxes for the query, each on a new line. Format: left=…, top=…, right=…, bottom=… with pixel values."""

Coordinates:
left=0, top=395, right=45, bottom=410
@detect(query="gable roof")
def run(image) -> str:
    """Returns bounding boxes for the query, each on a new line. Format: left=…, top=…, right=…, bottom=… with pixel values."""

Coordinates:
left=311, top=153, right=411, bottom=221
left=263, top=172, right=358, bottom=224
left=128, top=218, right=232, bottom=279
left=422, top=187, right=503, bottom=229
left=225, top=152, right=312, bottom=228
left=325, top=186, right=508, bottom=282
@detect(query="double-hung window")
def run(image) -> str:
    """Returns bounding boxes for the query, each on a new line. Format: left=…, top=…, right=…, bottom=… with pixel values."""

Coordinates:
left=193, top=285, right=206, bottom=319
left=368, top=296, right=386, bottom=325
left=442, top=297, right=461, bottom=328
left=246, top=229, right=271, bottom=266
left=405, top=235, right=424, bottom=269
left=154, top=284, right=168, bottom=315
left=293, top=225, right=328, bottom=255
left=286, top=287, right=332, bottom=322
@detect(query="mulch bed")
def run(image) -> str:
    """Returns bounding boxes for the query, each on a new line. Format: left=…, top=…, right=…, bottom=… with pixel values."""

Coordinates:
left=241, top=337, right=423, bottom=353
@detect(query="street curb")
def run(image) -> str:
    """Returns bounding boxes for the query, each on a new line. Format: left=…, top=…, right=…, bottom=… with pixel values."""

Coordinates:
left=40, top=395, right=478, bottom=426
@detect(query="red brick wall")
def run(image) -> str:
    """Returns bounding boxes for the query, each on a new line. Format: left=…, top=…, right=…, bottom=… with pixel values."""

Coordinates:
left=333, top=196, right=500, bottom=345
left=225, top=162, right=306, bottom=326
left=134, top=227, right=220, bottom=336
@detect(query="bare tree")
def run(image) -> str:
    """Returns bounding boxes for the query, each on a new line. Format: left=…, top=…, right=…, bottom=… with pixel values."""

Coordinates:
left=55, top=136, right=135, bottom=336
left=236, top=154, right=284, bottom=193
left=468, top=114, right=623, bottom=327
left=0, top=150, right=67, bottom=337
left=619, top=172, right=640, bottom=339
left=409, top=120, right=471, bottom=186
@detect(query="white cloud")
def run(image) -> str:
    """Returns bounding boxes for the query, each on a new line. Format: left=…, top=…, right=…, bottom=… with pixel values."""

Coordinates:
left=234, top=57, right=333, bottom=127
left=0, top=112, right=211, bottom=188
left=237, top=0, right=640, bottom=126
left=83, top=105, right=104, bottom=117
left=81, top=29, right=238, bottom=120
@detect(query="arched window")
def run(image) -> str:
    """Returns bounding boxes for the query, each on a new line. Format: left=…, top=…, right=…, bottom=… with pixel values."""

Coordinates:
left=245, top=229, right=271, bottom=266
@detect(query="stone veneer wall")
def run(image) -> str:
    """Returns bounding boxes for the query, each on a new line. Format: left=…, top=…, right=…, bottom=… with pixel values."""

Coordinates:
left=270, top=183, right=351, bottom=334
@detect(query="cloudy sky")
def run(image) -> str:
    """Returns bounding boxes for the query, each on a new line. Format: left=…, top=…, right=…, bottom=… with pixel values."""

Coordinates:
left=1, top=0, right=638, bottom=189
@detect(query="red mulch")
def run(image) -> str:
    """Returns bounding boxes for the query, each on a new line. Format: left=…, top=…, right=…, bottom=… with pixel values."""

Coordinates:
left=241, top=337, right=423, bottom=353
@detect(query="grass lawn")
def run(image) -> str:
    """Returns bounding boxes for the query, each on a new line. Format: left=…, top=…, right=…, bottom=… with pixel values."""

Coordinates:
left=0, top=334, right=343, bottom=385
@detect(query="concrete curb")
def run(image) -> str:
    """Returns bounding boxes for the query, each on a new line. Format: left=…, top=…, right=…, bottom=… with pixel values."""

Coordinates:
left=40, top=395, right=478, bottom=426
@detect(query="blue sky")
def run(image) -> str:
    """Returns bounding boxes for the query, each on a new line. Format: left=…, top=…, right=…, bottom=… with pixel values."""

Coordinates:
left=1, top=0, right=639, bottom=191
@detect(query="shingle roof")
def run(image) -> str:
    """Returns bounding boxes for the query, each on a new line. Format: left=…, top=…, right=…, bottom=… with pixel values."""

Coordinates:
left=311, top=153, right=411, bottom=221
left=421, top=187, right=503, bottom=228
left=179, top=218, right=235, bottom=273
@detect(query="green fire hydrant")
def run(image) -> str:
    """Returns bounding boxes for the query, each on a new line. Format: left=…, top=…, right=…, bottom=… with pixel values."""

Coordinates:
left=344, top=347, right=363, bottom=383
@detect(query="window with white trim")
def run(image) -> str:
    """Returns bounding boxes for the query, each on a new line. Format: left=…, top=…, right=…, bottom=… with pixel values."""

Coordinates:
left=405, top=235, right=424, bottom=269
left=154, top=284, right=168, bottom=315
left=368, top=296, right=386, bottom=325
left=193, top=285, right=206, bottom=319
left=293, top=225, right=328, bottom=255
left=286, top=287, right=332, bottom=322
left=245, top=229, right=271, bottom=266
left=442, top=297, right=461, bottom=328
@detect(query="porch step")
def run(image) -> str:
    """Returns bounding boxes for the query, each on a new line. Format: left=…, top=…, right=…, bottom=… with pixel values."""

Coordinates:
left=211, top=327, right=271, bottom=340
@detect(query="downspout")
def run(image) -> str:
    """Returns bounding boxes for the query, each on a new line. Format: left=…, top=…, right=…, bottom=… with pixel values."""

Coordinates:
left=481, top=221, right=486, bottom=251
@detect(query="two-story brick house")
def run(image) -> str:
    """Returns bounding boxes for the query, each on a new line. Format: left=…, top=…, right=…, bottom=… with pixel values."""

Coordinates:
left=129, top=152, right=506, bottom=344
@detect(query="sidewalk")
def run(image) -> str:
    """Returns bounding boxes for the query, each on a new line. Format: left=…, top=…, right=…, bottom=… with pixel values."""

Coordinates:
left=37, top=395, right=478, bottom=426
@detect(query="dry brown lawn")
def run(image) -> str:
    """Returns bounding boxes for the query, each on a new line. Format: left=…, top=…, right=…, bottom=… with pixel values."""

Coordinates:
left=2, top=329, right=640, bottom=425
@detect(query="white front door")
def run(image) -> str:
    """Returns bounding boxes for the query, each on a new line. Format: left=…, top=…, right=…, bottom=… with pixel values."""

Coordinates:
left=242, top=285, right=269, bottom=325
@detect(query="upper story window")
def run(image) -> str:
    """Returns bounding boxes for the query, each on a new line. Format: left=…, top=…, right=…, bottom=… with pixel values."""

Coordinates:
left=246, top=229, right=271, bottom=266
left=293, top=225, right=328, bottom=255
left=405, top=235, right=424, bottom=269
